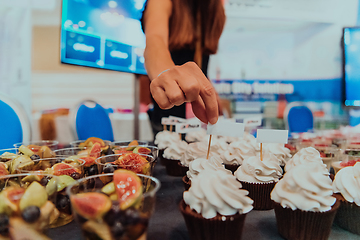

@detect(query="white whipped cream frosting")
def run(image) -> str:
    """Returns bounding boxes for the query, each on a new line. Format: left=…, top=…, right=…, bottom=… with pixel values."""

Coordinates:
left=154, top=131, right=180, bottom=150
left=235, top=154, right=283, bottom=183
left=162, top=140, right=188, bottom=160
left=333, top=162, right=360, bottom=206
left=221, top=140, right=257, bottom=165
left=271, top=163, right=336, bottom=212
left=180, top=142, right=225, bottom=167
left=183, top=169, right=253, bottom=219
left=186, top=156, right=229, bottom=180
left=185, top=128, right=207, bottom=143
left=263, top=143, right=292, bottom=166
left=285, top=147, right=326, bottom=172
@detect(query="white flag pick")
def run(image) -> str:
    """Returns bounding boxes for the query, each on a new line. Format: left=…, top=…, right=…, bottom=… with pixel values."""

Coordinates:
left=256, top=129, right=288, bottom=144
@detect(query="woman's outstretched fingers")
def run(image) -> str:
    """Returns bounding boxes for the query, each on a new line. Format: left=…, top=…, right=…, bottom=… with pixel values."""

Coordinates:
left=191, top=96, right=208, bottom=124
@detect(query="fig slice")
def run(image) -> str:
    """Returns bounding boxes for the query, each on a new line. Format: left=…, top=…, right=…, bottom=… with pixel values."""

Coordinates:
left=133, top=146, right=151, bottom=155
left=52, top=163, right=79, bottom=176
left=113, top=169, right=143, bottom=210
left=89, top=143, right=101, bottom=158
left=83, top=137, right=106, bottom=147
left=0, top=187, right=25, bottom=215
left=114, top=153, right=150, bottom=174
left=71, top=192, right=111, bottom=220
left=126, top=140, right=139, bottom=151
left=0, top=162, right=9, bottom=176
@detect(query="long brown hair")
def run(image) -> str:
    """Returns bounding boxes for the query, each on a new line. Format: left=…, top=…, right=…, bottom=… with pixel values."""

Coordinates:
left=169, top=0, right=225, bottom=55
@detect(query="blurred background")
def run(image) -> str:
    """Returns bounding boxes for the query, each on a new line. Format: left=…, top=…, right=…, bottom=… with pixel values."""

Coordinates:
left=1, top=0, right=360, bottom=143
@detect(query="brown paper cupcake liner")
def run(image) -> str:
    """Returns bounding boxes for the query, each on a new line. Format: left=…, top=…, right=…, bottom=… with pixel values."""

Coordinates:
left=224, top=164, right=240, bottom=174
left=272, top=200, right=340, bottom=240
left=239, top=181, right=276, bottom=210
left=164, top=159, right=189, bottom=176
left=179, top=200, right=247, bottom=240
left=182, top=175, right=191, bottom=191
left=333, top=193, right=360, bottom=235
left=159, top=149, right=166, bottom=165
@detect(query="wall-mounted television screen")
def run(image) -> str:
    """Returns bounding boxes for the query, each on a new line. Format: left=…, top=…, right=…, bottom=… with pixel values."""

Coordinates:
left=60, top=0, right=147, bottom=75
left=343, top=27, right=360, bottom=107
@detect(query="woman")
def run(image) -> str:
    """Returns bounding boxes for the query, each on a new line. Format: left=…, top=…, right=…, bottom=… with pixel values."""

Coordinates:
left=142, top=0, right=226, bottom=134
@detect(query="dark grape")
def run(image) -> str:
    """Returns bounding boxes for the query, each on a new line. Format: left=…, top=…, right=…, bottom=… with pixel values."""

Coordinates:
left=22, top=206, right=41, bottom=223
left=70, top=172, right=81, bottom=180
left=40, top=176, right=51, bottom=186
left=55, top=159, right=63, bottom=164
left=86, top=178, right=95, bottom=189
left=87, top=165, right=98, bottom=176
left=104, top=205, right=121, bottom=226
left=105, top=147, right=115, bottom=155
left=103, top=164, right=115, bottom=173
left=123, top=208, right=141, bottom=225
left=56, top=194, right=70, bottom=209
left=111, top=222, right=125, bottom=238
left=30, top=154, right=40, bottom=160
left=0, top=214, right=9, bottom=235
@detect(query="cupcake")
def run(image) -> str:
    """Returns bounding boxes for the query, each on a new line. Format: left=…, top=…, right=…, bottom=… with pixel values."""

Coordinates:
left=332, top=162, right=360, bottom=235
left=185, top=128, right=207, bottom=143
left=180, top=141, right=224, bottom=172
left=284, top=147, right=326, bottom=172
left=222, top=140, right=257, bottom=173
left=183, top=155, right=230, bottom=190
left=235, top=153, right=283, bottom=210
left=162, top=140, right=188, bottom=176
left=262, top=143, right=292, bottom=168
left=180, top=169, right=253, bottom=240
left=271, top=163, right=339, bottom=240
left=154, top=130, right=180, bottom=165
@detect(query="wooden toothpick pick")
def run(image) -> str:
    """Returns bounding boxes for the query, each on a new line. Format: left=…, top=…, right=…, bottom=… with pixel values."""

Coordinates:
left=260, top=143, right=263, bottom=161
left=206, top=135, right=212, bottom=159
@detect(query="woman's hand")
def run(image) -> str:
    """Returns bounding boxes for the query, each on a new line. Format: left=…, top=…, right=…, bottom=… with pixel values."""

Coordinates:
left=150, top=62, right=219, bottom=124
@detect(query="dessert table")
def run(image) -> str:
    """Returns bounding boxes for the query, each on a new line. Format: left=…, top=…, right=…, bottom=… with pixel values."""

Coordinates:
left=48, top=161, right=360, bottom=240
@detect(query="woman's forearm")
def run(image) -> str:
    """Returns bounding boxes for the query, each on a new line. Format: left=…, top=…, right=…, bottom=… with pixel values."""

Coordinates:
left=144, top=35, right=175, bottom=81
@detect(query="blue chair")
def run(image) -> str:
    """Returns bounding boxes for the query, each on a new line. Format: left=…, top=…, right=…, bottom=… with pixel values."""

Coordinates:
left=0, top=93, right=31, bottom=149
left=72, top=100, right=114, bottom=141
left=284, top=102, right=314, bottom=134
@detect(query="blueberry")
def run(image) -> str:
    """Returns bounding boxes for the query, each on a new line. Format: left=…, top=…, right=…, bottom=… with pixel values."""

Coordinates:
left=22, top=206, right=41, bottom=223
left=70, top=172, right=81, bottom=180
left=0, top=214, right=9, bottom=235
left=30, top=154, right=40, bottom=160
left=111, top=221, right=125, bottom=238
left=103, top=164, right=115, bottom=174
left=87, top=165, right=98, bottom=176
left=40, top=176, right=51, bottom=186
left=56, top=194, right=70, bottom=209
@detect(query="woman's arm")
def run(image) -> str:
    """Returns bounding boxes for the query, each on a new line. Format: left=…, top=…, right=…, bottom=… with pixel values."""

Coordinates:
left=143, top=0, right=219, bottom=124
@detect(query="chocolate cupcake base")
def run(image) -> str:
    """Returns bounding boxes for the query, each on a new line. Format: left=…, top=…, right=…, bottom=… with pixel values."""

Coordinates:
left=179, top=200, right=247, bottom=240
left=182, top=175, right=191, bottom=190
left=272, top=200, right=340, bottom=240
left=334, top=193, right=360, bottom=235
left=164, top=159, right=189, bottom=176
left=240, top=181, right=276, bottom=210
